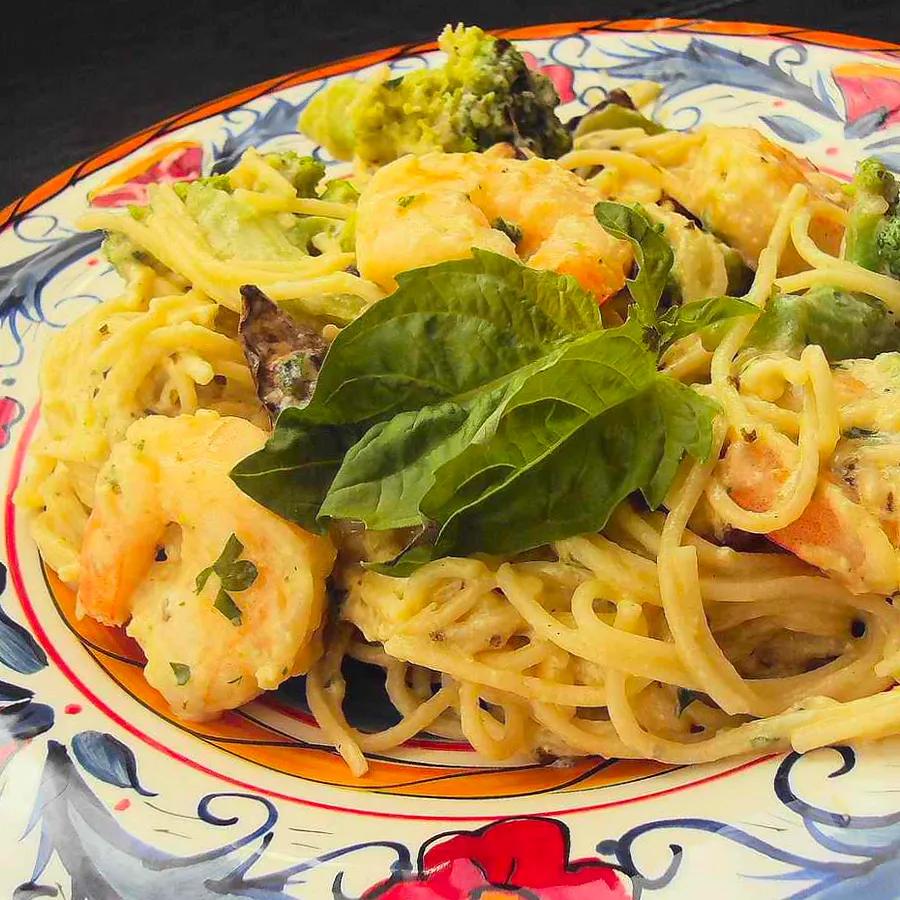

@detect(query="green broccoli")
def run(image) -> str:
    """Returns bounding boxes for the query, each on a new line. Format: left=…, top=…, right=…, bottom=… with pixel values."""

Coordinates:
left=300, top=24, right=571, bottom=163
left=319, top=178, right=360, bottom=204
left=172, top=174, right=232, bottom=200
left=746, top=287, right=900, bottom=362
left=263, top=151, right=325, bottom=198
left=846, top=157, right=900, bottom=278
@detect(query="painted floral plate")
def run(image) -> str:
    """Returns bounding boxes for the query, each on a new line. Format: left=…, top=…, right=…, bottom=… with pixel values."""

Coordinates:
left=3, top=18, right=900, bottom=899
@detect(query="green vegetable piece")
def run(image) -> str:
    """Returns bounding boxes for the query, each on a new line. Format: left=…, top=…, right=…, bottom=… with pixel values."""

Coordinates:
left=658, top=296, right=757, bottom=351
left=594, top=202, right=674, bottom=324
left=300, top=25, right=571, bottom=163
left=195, top=533, right=258, bottom=594
left=299, top=249, right=602, bottom=425
left=232, top=417, right=358, bottom=532
left=746, top=287, right=900, bottom=362
left=572, top=104, right=665, bottom=139
left=319, top=179, right=360, bottom=204
left=172, top=174, right=232, bottom=200
left=214, top=588, right=243, bottom=626
left=264, top=151, right=325, bottom=198
left=492, top=217, right=523, bottom=245
left=180, top=181, right=307, bottom=262
left=397, top=194, right=418, bottom=208
left=845, top=157, right=900, bottom=277
left=301, top=78, right=363, bottom=160
left=170, top=662, right=191, bottom=686
left=677, top=688, right=706, bottom=715
left=233, top=253, right=720, bottom=568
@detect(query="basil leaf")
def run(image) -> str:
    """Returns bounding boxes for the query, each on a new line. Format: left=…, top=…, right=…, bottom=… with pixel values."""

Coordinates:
left=213, top=590, right=243, bottom=626
left=658, top=296, right=757, bottom=350
left=594, top=202, right=674, bottom=324
left=301, top=249, right=601, bottom=426
left=642, top=378, right=717, bottom=509
left=232, top=415, right=355, bottom=532
left=235, top=251, right=601, bottom=528
left=320, top=383, right=517, bottom=530
left=746, top=287, right=900, bottom=362
left=231, top=252, right=719, bottom=570
left=170, top=663, right=191, bottom=686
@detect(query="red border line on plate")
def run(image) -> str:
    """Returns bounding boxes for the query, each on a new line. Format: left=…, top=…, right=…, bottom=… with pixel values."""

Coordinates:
left=2, top=16, right=898, bottom=232
left=4, top=405, right=772, bottom=821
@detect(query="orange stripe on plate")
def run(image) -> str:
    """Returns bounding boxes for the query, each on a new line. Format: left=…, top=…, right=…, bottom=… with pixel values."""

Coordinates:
left=685, top=21, right=798, bottom=36
left=4, top=18, right=900, bottom=233
left=500, top=21, right=608, bottom=40
left=792, top=30, right=900, bottom=51
left=603, top=18, right=691, bottom=31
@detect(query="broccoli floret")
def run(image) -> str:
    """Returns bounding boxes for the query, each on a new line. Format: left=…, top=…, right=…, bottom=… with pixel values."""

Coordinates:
left=300, top=24, right=571, bottom=163
left=101, top=232, right=168, bottom=278
left=878, top=214, right=900, bottom=277
left=172, top=174, right=232, bottom=200
left=319, top=178, right=359, bottom=204
left=846, top=157, right=900, bottom=277
left=264, top=151, right=325, bottom=198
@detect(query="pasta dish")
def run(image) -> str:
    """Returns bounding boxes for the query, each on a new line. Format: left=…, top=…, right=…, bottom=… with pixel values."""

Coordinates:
left=19, top=25, right=900, bottom=777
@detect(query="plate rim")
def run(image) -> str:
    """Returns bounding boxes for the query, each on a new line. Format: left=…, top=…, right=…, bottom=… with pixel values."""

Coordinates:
left=2, top=15, right=899, bottom=233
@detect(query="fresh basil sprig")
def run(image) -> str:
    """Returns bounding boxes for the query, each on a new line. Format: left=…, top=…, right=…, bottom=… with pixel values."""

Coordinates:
left=232, top=234, right=739, bottom=570
left=595, top=201, right=674, bottom=325
left=593, top=201, right=756, bottom=346
left=196, top=534, right=259, bottom=626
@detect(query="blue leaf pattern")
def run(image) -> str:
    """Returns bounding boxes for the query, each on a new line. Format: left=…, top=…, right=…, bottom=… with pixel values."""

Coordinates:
left=18, top=742, right=410, bottom=899
left=211, top=97, right=309, bottom=174
left=0, top=230, right=102, bottom=368
left=71, top=731, right=156, bottom=797
left=602, top=38, right=840, bottom=121
left=0, top=564, right=47, bottom=674
left=760, top=114, right=822, bottom=144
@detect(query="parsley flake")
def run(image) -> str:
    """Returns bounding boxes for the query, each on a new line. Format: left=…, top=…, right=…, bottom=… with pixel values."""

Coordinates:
left=195, top=533, right=258, bottom=626
left=170, top=662, right=191, bottom=685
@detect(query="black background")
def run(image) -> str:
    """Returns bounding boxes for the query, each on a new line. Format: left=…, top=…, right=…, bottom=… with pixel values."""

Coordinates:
left=2, top=0, right=898, bottom=208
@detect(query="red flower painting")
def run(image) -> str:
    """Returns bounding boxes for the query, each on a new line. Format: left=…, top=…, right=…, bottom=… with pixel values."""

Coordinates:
left=833, top=62, right=900, bottom=130
left=0, top=396, right=23, bottom=449
left=364, top=818, right=630, bottom=899
left=90, top=143, right=204, bottom=208
left=521, top=53, right=576, bottom=104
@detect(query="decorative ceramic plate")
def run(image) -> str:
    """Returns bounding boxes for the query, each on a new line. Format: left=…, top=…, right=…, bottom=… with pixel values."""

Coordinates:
left=4, top=18, right=900, bottom=899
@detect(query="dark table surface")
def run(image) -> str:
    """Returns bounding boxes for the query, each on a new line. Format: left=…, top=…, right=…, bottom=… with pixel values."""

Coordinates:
left=2, top=0, right=898, bottom=209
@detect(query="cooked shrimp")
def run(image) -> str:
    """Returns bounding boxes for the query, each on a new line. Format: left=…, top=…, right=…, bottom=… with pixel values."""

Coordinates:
left=77, top=411, right=335, bottom=719
left=712, top=354, right=900, bottom=594
left=355, top=147, right=633, bottom=300
left=717, top=431, right=898, bottom=594
left=645, top=126, right=845, bottom=273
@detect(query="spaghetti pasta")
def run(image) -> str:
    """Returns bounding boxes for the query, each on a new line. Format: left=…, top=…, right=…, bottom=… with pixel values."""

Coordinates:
left=19, top=86, right=900, bottom=779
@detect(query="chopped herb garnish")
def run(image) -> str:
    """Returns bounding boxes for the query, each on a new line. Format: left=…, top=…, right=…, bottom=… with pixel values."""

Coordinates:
left=397, top=194, right=418, bottom=208
left=676, top=688, right=705, bottom=715
left=196, top=533, right=258, bottom=626
left=492, top=217, right=523, bottom=245
left=214, top=589, right=243, bottom=625
left=170, top=662, right=191, bottom=685
left=844, top=426, right=878, bottom=440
